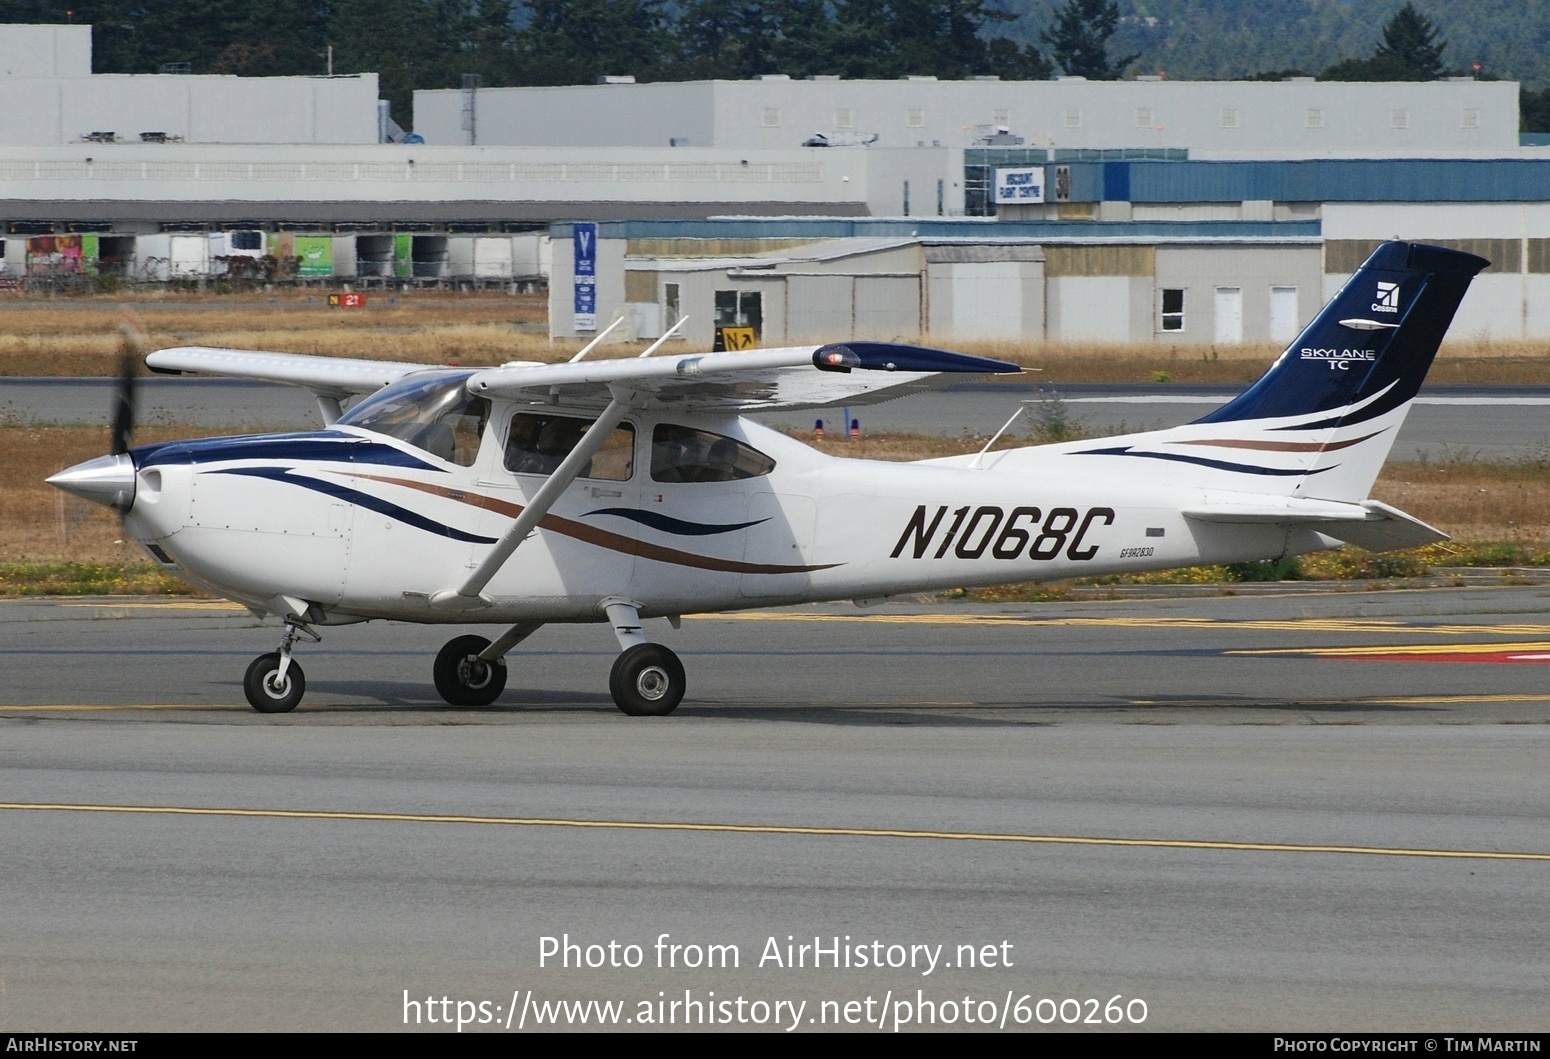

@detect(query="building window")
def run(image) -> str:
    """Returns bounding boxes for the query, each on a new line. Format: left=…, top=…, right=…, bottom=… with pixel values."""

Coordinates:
left=964, top=164, right=994, bottom=216
left=905, top=107, right=925, bottom=128
left=833, top=107, right=853, bottom=129
left=762, top=107, right=781, bottom=127
left=1306, top=108, right=1324, bottom=129
left=1064, top=108, right=1082, bottom=129
left=1462, top=107, right=1479, bottom=129
left=1134, top=107, right=1153, bottom=128
left=664, top=282, right=680, bottom=330
left=1220, top=107, right=1239, bottom=129
left=1390, top=107, right=1409, bottom=129
left=1160, top=288, right=1185, bottom=333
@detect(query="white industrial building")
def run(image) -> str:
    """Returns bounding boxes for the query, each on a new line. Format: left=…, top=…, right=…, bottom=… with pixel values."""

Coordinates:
left=414, top=76, right=1520, bottom=155
left=0, top=24, right=379, bottom=145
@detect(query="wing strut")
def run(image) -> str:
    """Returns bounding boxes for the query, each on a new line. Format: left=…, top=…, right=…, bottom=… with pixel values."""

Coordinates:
left=430, top=390, right=634, bottom=611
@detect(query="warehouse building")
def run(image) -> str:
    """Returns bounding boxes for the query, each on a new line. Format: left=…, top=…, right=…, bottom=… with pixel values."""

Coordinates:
left=413, top=76, right=1519, bottom=155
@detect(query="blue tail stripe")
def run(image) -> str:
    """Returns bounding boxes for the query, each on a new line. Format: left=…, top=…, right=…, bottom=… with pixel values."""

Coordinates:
left=1193, top=242, right=1487, bottom=426
left=1075, top=446, right=1333, bottom=477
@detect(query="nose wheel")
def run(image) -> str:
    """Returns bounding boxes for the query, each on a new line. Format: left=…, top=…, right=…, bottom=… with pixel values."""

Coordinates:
left=244, top=620, right=317, bottom=713
left=244, top=652, right=306, bottom=713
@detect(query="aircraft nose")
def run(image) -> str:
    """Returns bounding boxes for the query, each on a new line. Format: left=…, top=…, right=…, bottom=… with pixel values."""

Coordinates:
left=47, top=453, right=137, bottom=511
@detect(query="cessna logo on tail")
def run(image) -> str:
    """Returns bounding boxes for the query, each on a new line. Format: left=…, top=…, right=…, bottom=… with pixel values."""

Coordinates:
left=1300, top=347, right=1377, bottom=370
left=1372, top=281, right=1400, bottom=313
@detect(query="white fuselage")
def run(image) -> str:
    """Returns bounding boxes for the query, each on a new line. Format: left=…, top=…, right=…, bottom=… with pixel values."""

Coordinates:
left=125, top=408, right=1330, bottom=626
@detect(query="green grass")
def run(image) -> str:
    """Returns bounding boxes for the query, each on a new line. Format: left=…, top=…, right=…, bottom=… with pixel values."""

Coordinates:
left=0, top=562, right=199, bottom=597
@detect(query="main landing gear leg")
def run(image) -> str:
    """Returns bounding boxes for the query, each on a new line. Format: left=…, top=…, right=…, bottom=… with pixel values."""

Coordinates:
left=432, top=621, right=542, bottom=707
left=602, top=599, right=685, bottom=717
left=244, top=621, right=319, bottom=714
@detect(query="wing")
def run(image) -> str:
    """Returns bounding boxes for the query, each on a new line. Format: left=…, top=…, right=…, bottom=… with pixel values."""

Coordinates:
left=145, top=341, right=1021, bottom=413
left=145, top=346, right=449, bottom=399
left=465, top=341, right=1021, bottom=413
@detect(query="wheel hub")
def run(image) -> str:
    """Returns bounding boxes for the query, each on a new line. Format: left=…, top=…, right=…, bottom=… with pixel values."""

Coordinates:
left=458, top=657, right=491, bottom=688
left=636, top=666, right=669, bottom=700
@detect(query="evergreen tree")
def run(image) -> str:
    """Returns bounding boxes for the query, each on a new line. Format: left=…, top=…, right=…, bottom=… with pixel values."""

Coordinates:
left=1375, top=2, right=1447, bottom=79
left=515, top=0, right=674, bottom=85
left=1321, top=3, right=1448, bottom=81
left=1039, top=0, right=1137, bottom=80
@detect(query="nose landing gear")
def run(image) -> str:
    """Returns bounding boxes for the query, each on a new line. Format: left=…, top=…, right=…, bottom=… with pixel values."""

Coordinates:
left=243, top=621, right=318, bottom=713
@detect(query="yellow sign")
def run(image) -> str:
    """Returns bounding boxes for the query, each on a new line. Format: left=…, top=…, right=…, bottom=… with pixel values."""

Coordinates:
left=720, top=326, right=756, bottom=350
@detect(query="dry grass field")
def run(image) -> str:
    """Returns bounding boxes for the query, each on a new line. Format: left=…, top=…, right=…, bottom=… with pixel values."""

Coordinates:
left=3, top=290, right=1550, bottom=385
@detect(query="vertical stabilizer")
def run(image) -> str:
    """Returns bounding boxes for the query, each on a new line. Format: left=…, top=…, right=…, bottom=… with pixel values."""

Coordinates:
left=1190, top=241, right=1487, bottom=500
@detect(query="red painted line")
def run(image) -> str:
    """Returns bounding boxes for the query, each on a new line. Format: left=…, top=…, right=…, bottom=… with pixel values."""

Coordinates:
left=1337, top=651, right=1550, bottom=665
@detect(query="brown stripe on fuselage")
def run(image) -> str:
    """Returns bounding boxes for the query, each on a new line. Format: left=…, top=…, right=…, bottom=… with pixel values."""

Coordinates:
left=1175, top=429, right=1386, bottom=454
left=351, top=472, right=837, bottom=576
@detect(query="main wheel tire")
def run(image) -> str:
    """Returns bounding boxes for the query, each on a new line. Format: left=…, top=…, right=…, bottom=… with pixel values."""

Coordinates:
left=609, top=643, right=685, bottom=717
left=244, top=652, right=305, bottom=714
left=433, top=634, right=507, bottom=706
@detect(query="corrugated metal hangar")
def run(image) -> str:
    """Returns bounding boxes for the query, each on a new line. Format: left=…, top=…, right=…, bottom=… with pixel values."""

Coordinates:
left=6, top=22, right=1550, bottom=342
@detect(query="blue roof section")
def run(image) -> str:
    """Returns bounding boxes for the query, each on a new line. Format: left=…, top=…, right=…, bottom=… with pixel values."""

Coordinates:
left=1063, top=158, right=1550, bottom=203
left=552, top=218, right=1321, bottom=241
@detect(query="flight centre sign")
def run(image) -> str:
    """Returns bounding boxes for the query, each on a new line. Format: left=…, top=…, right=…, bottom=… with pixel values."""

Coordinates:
left=994, top=167, right=1045, bottom=205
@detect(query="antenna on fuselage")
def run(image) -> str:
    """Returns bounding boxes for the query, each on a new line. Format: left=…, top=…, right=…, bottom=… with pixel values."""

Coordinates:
left=968, top=401, right=1034, bottom=470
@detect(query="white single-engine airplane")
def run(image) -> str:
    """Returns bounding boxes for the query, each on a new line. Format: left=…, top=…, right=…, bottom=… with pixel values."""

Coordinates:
left=50, top=241, right=1485, bottom=715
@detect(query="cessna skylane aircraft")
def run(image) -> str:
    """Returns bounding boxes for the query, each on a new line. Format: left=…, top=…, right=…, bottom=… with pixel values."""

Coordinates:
left=49, top=241, right=1485, bottom=715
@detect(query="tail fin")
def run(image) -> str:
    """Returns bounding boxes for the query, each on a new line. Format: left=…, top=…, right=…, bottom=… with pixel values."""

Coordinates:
left=1067, top=241, right=1486, bottom=503
left=1196, top=241, right=1486, bottom=432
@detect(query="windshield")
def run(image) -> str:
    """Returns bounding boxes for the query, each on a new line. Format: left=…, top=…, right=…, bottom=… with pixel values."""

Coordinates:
left=336, top=372, right=490, bottom=466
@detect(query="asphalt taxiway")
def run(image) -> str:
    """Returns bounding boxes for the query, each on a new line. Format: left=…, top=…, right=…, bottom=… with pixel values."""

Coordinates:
left=2, top=587, right=1547, bottom=1031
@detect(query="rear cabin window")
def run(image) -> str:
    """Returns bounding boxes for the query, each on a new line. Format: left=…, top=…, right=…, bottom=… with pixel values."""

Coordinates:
left=504, top=413, right=635, bottom=481
left=650, top=424, right=775, bottom=483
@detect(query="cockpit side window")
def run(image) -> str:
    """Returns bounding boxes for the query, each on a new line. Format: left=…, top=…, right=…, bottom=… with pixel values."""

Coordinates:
left=651, top=424, right=776, bottom=483
left=505, top=413, right=635, bottom=481
left=336, top=373, right=489, bottom=466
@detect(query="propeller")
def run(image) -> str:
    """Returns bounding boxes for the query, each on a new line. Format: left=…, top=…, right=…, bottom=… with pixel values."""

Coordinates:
left=109, top=317, right=147, bottom=457
left=45, top=316, right=147, bottom=513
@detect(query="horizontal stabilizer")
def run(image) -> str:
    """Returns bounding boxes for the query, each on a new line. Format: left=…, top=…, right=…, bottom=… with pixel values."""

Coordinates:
left=1184, top=499, right=1447, bottom=552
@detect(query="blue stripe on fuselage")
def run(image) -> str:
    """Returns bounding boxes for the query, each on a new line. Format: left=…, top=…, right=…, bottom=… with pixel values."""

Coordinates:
left=214, top=466, right=497, bottom=543
left=134, top=431, right=444, bottom=473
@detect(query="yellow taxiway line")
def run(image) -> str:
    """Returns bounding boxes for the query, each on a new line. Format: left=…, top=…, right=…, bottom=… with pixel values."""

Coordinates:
left=0, top=801, right=1545, bottom=863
